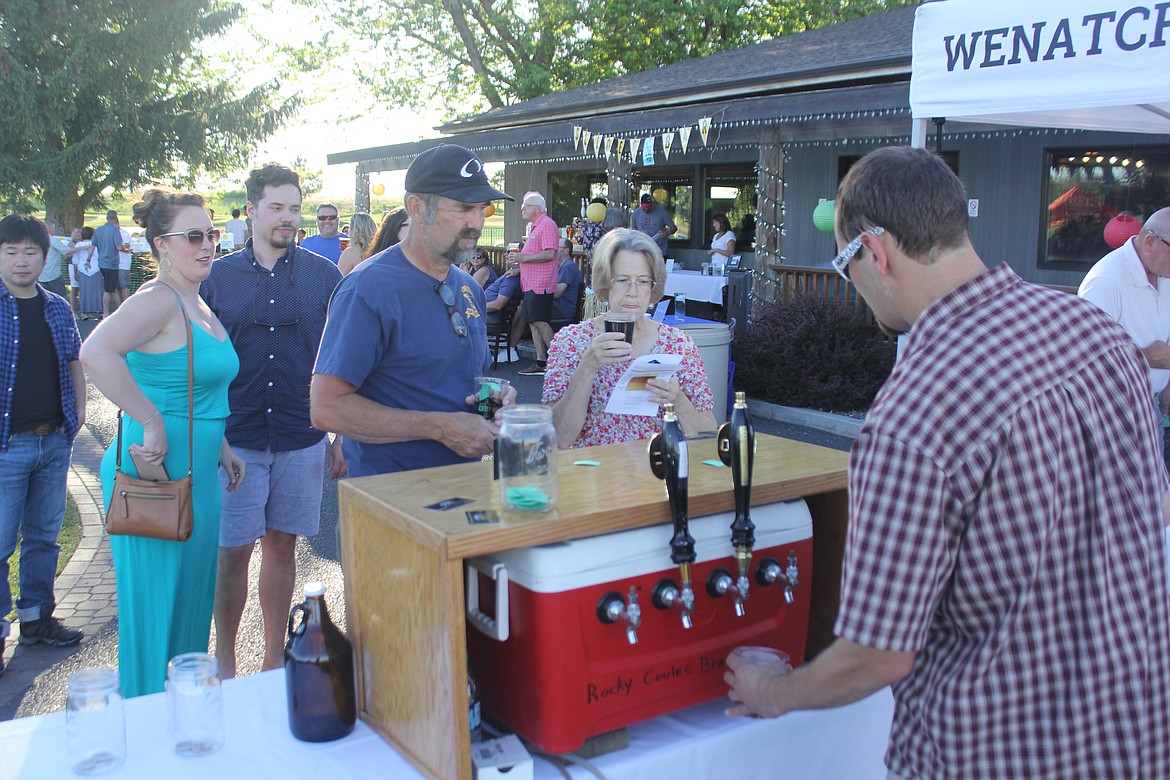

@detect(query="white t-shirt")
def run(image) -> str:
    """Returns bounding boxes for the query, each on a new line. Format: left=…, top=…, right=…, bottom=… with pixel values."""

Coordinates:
left=224, top=218, right=247, bottom=246
left=1079, top=237, right=1170, bottom=394
left=118, top=228, right=132, bottom=271
left=74, top=240, right=99, bottom=277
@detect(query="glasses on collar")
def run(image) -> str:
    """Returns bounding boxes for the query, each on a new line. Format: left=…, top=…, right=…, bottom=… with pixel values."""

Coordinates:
left=436, top=281, right=468, bottom=338
left=831, top=226, right=885, bottom=282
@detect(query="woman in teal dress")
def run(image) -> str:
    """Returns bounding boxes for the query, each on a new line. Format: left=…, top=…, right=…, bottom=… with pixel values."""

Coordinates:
left=81, top=188, right=245, bottom=698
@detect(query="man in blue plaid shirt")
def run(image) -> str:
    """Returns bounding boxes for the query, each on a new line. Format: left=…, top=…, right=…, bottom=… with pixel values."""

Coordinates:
left=0, top=215, right=86, bottom=674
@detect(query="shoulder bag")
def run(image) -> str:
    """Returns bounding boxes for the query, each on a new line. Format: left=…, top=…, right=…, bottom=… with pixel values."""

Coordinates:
left=104, top=283, right=195, bottom=542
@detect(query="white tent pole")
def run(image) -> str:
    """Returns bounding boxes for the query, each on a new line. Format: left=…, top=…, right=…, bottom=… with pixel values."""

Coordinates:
left=910, top=118, right=930, bottom=148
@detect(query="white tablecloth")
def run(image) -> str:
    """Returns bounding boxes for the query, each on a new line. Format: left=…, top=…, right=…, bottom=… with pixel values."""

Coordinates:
left=663, top=271, right=729, bottom=304
left=0, top=668, right=895, bottom=780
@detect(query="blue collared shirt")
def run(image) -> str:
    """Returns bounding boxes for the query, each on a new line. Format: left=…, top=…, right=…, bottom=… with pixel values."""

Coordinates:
left=201, top=241, right=342, bottom=452
left=0, top=286, right=81, bottom=450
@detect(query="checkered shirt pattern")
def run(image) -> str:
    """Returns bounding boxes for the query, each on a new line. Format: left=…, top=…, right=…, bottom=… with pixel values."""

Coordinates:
left=837, top=264, right=1170, bottom=779
left=520, top=213, right=560, bottom=294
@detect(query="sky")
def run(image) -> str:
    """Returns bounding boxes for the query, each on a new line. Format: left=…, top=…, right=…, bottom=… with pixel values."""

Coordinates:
left=218, top=2, right=449, bottom=198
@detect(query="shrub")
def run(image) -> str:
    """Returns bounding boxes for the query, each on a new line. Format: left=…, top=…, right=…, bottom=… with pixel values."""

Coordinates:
left=733, top=294, right=895, bottom=412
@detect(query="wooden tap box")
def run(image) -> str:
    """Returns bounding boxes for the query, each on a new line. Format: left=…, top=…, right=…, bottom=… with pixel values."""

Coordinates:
left=338, top=434, right=849, bottom=780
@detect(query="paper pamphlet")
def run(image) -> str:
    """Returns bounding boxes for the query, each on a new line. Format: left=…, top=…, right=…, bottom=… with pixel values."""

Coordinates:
left=604, top=353, right=684, bottom=417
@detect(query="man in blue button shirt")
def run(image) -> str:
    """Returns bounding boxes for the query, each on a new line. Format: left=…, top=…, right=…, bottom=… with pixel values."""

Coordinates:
left=0, top=215, right=86, bottom=673
left=200, top=163, right=344, bottom=678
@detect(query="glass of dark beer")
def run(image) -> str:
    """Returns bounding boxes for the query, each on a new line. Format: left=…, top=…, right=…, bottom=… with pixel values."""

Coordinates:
left=603, top=311, right=637, bottom=344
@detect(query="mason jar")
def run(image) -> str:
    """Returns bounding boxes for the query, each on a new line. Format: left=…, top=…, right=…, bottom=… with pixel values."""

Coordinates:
left=66, top=668, right=126, bottom=775
left=497, top=405, right=558, bottom=512
left=166, top=652, right=224, bottom=756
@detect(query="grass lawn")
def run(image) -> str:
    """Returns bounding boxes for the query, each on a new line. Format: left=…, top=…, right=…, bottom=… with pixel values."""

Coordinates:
left=5, top=496, right=82, bottom=622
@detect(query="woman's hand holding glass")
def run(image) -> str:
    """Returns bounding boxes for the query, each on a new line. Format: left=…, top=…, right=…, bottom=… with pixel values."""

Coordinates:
left=582, top=329, right=633, bottom=374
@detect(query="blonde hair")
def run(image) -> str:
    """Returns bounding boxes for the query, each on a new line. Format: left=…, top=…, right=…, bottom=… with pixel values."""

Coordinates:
left=590, top=228, right=666, bottom=304
left=347, top=212, right=377, bottom=252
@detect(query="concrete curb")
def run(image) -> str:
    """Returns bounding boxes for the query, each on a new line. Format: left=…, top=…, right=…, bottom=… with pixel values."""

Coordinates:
left=0, top=426, right=117, bottom=702
left=746, top=399, right=865, bottom=440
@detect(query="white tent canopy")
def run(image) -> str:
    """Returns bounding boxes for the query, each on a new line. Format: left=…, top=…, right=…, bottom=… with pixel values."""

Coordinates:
left=910, top=0, right=1170, bottom=134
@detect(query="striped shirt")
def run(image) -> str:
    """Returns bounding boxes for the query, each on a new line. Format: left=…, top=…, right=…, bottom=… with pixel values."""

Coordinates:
left=837, top=263, right=1170, bottom=779
left=520, top=213, right=559, bottom=294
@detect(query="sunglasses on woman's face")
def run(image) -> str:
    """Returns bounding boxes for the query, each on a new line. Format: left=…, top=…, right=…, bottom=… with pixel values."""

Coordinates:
left=159, top=228, right=222, bottom=246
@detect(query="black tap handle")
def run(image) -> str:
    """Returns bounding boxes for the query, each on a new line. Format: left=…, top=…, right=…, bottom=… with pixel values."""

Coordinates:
left=660, top=407, right=695, bottom=566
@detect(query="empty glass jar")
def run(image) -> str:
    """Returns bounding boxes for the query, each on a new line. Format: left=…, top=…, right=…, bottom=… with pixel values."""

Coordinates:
left=67, top=668, right=126, bottom=775
left=166, top=652, right=224, bottom=756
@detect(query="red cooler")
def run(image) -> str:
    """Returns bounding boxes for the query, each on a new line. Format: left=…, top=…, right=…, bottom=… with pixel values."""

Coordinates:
left=465, top=500, right=813, bottom=754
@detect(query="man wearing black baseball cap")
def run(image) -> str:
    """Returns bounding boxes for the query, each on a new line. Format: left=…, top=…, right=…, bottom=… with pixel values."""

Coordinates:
left=311, top=145, right=516, bottom=477
left=631, top=192, right=677, bottom=253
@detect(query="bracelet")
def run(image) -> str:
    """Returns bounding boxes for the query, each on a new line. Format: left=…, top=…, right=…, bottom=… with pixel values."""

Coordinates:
left=140, top=410, right=160, bottom=427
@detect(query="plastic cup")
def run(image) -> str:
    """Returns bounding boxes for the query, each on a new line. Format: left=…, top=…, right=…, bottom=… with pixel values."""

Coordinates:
left=474, top=377, right=510, bottom=420
left=727, top=645, right=791, bottom=668
left=674, top=293, right=687, bottom=320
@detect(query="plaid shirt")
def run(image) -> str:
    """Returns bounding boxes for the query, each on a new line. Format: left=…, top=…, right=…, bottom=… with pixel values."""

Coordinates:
left=0, top=285, right=81, bottom=450
left=838, top=264, right=1170, bottom=779
left=520, top=213, right=559, bottom=294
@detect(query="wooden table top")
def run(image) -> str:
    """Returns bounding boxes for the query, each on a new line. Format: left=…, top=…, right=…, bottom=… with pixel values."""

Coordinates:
left=339, top=433, right=849, bottom=561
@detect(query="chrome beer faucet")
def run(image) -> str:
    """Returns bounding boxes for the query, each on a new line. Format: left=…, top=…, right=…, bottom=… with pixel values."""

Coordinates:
left=757, top=551, right=800, bottom=604
left=717, top=391, right=756, bottom=617
left=597, top=587, right=642, bottom=645
left=649, top=405, right=695, bottom=629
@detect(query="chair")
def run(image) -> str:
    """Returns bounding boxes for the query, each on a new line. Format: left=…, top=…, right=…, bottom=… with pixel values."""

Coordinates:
left=487, top=295, right=522, bottom=369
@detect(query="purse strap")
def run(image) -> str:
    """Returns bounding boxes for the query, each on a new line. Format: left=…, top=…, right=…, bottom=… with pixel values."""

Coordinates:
left=114, top=282, right=195, bottom=478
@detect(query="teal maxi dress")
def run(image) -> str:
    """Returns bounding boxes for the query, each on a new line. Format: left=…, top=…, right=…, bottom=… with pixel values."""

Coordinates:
left=101, top=324, right=238, bottom=698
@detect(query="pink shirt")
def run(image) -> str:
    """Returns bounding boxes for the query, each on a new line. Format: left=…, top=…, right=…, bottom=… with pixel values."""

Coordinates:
left=520, top=213, right=559, bottom=293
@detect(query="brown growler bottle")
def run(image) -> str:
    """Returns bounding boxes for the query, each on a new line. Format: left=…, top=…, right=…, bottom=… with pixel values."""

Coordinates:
left=284, top=581, right=357, bottom=742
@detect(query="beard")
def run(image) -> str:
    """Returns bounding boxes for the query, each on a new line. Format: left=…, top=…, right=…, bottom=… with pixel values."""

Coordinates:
left=269, top=227, right=295, bottom=250
left=440, top=228, right=481, bottom=266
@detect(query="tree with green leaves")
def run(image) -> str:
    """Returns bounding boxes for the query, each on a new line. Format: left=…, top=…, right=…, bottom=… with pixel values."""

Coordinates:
left=0, top=0, right=299, bottom=230
left=324, top=0, right=919, bottom=114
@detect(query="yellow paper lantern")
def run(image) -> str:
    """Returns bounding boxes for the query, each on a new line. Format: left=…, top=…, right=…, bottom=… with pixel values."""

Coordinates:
left=484, top=203, right=496, bottom=218
left=371, top=182, right=385, bottom=196
left=586, top=202, right=606, bottom=222
left=652, top=188, right=668, bottom=202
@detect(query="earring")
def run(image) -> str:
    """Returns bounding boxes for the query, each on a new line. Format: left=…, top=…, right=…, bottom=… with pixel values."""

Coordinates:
left=159, top=255, right=172, bottom=273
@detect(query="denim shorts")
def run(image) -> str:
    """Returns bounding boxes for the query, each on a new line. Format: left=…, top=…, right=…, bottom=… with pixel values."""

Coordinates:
left=218, top=439, right=327, bottom=547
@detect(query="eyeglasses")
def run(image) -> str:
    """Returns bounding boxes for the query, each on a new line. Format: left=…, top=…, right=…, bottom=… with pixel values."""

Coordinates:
left=435, top=282, right=468, bottom=338
left=831, top=226, right=885, bottom=282
left=159, top=228, right=222, bottom=246
left=317, top=214, right=338, bottom=222
left=1148, top=231, right=1170, bottom=250
left=610, top=276, right=656, bottom=293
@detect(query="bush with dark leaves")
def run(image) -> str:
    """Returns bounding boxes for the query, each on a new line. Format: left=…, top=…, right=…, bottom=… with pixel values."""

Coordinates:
left=732, top=294, right=895, bottom=412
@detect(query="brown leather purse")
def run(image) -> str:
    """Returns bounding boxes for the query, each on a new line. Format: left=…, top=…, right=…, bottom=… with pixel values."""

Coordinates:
left=104, top=284, right=195, bottom=542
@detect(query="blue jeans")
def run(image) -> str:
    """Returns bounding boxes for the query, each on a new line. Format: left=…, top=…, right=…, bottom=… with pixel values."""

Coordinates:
left=0, top=430, right=72, bottom=628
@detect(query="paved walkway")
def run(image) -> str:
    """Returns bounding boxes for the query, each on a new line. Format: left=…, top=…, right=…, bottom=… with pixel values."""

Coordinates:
left=0, top=426, right=116, bottom=710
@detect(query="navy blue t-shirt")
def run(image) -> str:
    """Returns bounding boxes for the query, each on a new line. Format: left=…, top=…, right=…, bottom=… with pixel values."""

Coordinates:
left=313, top=246, right=491, bottom=477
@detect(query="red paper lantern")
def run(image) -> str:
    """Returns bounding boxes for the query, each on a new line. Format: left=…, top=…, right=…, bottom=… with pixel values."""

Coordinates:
left=1104, top=212, right=1142, bottom=249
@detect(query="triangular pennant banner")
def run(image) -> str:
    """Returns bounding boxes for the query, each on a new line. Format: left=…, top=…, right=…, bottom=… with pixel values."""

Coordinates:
left=617, top=138, right=626, bottom=158
left=573, top=125, right=582, bottom=150
left=698, top=116, right=712, bottom=146
left=592, top=134, right=603, bottom=157
left=642, top=138, right=656, bottom=166
left=661, top=131, right=675, bottom=161
left=630, top=138, right=642, bottom=163
left=678, top=126, right=692, bottom=154
left=582, top=129, right=593, bottom=153
left=604, top=136, right=615, bottom=157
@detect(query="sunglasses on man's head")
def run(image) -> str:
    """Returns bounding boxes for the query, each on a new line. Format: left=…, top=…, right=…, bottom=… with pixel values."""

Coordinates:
left=317, top=214, right=338, bottom=221
left=160, top=228, right=222, bottom=246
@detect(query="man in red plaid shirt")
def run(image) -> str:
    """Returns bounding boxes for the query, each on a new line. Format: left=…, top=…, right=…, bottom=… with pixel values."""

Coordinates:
left=726, top=146, right=1170, bottom=779
left=509, top=191, right=559, bottom=376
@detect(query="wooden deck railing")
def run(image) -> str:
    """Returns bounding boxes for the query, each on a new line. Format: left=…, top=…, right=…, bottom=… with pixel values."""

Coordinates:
left=482, top=245, right=591, bottom=286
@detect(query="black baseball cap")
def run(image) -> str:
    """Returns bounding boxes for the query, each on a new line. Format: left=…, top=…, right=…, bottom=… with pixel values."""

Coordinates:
left=405, top=145, right=513, bottom=202
left=640, top=193, right=653, bottom=203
